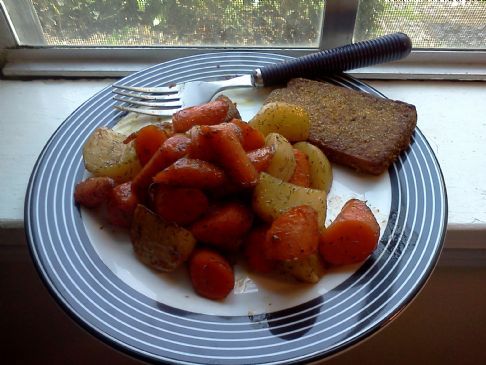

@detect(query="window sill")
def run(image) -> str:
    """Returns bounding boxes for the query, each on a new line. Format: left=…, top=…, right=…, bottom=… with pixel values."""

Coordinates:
left=2, top=49, right=486, bottom=80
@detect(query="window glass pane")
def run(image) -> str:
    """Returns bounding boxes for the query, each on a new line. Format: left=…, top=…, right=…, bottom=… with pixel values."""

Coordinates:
left=26, top=0, right=325, bottom=47
left=354, top=0, right=486, bottom=49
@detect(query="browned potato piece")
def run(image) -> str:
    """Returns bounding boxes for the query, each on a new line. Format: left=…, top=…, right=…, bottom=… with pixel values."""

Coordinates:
left=278, top=254, right=326, bottom=284
left=252, top=172, right=327, bottom=226
left=83, top=127, right=141, bottom=183
left=130, top=205, right=196, bottom=272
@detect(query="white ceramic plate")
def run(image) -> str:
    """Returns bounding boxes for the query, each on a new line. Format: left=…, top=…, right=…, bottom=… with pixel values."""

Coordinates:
left=25, top=52, right=447, bottom=364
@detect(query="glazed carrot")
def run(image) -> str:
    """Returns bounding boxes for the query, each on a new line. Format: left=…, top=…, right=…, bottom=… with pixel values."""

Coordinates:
left=230, top=118, right=265, bottom=151
left=319, top=199, right=380, bottom=265
left=244, top=225, right=275, bottom=274
left=107, top=181, right=139, bottom=228
left=288, top=149, right=311, bottom=187
left=205, top=125, right=259, bottom=188
left=153, top=157, right=227, bottom=189
left=158, top=133, right=191, bottom=162
left=264, top=205, right=319, bottom=261
left=172, top=100, right=229, bottom=133
left=187, top=125, right=215, bottom=162
left=74, top=176, right=115, bottom=208
left=246, top=146, right=275, bottom=173
left=152, top=185, right=209, bottom=226
left=188, top=123, right=242, bottom=162
left=190, top=201, right=253, bottom=251
left=133, top=124, right=170, bottom=165
left=189, top=248, right=234, bottom=300
left=123, top=122, right=173, bottom=144
left=132, top=134, right=191, bottom=198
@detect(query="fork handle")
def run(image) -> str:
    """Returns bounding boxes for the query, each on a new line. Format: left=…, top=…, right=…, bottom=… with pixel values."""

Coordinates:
left=253, top=32, right=412, bottom=86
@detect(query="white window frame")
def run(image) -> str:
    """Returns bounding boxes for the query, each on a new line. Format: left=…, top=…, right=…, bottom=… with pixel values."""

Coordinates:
left=1, top=0, right=485, bottom=80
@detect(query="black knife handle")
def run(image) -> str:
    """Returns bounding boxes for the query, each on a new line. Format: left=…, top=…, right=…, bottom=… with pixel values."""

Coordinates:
left=254, top=32, right=412, bottom=86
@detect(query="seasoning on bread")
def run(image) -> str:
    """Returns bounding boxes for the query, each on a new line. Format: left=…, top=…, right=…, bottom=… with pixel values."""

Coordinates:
left=264, top=78, right=417, bottom=175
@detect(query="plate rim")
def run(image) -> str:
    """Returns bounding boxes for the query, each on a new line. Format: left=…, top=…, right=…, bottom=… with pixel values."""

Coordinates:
left=24, top=51, right=448, bottom=365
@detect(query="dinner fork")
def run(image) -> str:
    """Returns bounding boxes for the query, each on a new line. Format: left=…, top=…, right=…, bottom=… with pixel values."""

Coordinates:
left=113, top=32, right=412, bottom=116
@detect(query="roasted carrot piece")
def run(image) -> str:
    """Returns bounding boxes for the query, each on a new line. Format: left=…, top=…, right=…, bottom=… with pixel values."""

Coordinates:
left=190, top=201, right=253, bottom=251
left=189, top=248, right=234, bottom=300
left=187, top=125, right=215, bottom=162
left=158, top=133, right=191, bottom=162
left=264, top=205, right=319, bottom=261
left=106, top=181, right=139, bottom=228
left=132, top=134, right=191, bottom=199
left=230, top=118, right=265, bottom=151
left=244, top=225, right=275, bottom=274
left=319, top=199, right=380, bottom=265
left=133, top=124, right=170, bottom=165
left=204, top=125, right=259, bottom=188
left=74, top=176, right=115, bottom=208
left=152, top=185, right=209, bottom=226
left=123, top=122, right=173, bottom=144
left=188, top=123, right=242, bottom=162
left=288, top=149, right=311, bottom=187
left=246, top=146, right=275, bottom=173
left=172, top=100, right=229, bottom=133
left=153, top=157, right=227, bottom=189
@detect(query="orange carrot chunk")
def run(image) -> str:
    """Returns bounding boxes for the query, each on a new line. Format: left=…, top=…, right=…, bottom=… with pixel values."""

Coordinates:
left=244, top=225, right=275, bottom=274
left=188, top=123, right=243, bottom=162
left=107, top=181, right=139, bottom=228
left=204, top=125, right=259, bottom=188
left=152, top=185, right=208, bottom=226
left=230, top=118, right=265, bottom=151
left=264, top=205, right=319, bottom=261
left=190, top=201, right=253, bottom=251
left=158, top=133, right=191, bottom=162
left=319, top=199, right=380, bottom=265
left=288, top=149, right=311, bottom=188
left=74, top=176, right=115, bottom=208
left=132, top=134, right=191, bottom=199
left=172, top=100, right=229, bottom=133
left=134, top=124, right=170, bottom=165
left=153, top=157, right=227, bottom=189
left=247, top=146, right=275, bottom=173
left=187, top=125, right=216, bottom=162
left=189, top=248, right=234, bottom=300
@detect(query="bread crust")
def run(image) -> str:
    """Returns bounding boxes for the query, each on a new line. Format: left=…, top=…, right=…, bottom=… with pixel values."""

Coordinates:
left=264, top=78, right=417, bottom=175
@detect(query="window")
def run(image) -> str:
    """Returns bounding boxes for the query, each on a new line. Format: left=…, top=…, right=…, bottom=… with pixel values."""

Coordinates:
left=354, top=0, right=486, bottom=49
left=1, top=1, right=485, bottom=78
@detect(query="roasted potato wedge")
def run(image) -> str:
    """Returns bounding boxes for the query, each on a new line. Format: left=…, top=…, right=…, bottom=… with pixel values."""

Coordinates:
left=293, top=141, right=333, bottom=193
left=252, top=172, right=327, bottom=226
left=83, top=127, right=141, bottom=183
left=264, top=133, right=296, bottom=181
left=130, top=205, right=196, bottom=272
left=278, top=253, right=326, bottom=284
left=249, top=102, right=310, bottom=142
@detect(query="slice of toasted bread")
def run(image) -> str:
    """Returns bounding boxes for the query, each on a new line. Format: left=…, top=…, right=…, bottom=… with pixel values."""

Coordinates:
left=264, top=78, right=417, bottom=175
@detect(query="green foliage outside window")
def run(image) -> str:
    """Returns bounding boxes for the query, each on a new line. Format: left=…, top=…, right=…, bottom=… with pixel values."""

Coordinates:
left=32, top=0, right=325, bottom=46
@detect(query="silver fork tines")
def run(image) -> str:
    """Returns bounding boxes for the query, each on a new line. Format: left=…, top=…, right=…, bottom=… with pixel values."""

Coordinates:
left=112, top=74, right=254, bottom=116
left=112, top=89, right=180, bottom=101
left=113, top=96, right=182, bottom=109
left=113, top=104, right=180, bottom=116
left=113, top=84, right=179, bottom=94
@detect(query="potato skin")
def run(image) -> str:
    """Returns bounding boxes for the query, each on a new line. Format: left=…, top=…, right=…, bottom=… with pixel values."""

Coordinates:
left=252, top=172, right=327, bottom=226
left=130, top=205, right=196, bottom=272
left=83, top=127, right=141, bottom=183
left=248, top=102, right=310, bottom=142
left=293, top=141, right=333, bottom=193
left=278, top=254, right=326, bottom=284
left=264, top=133, right=296, bottom=182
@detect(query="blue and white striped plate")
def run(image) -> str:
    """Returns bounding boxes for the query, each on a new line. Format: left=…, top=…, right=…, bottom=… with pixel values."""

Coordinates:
left=25, top=52, right=447, bottom=364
